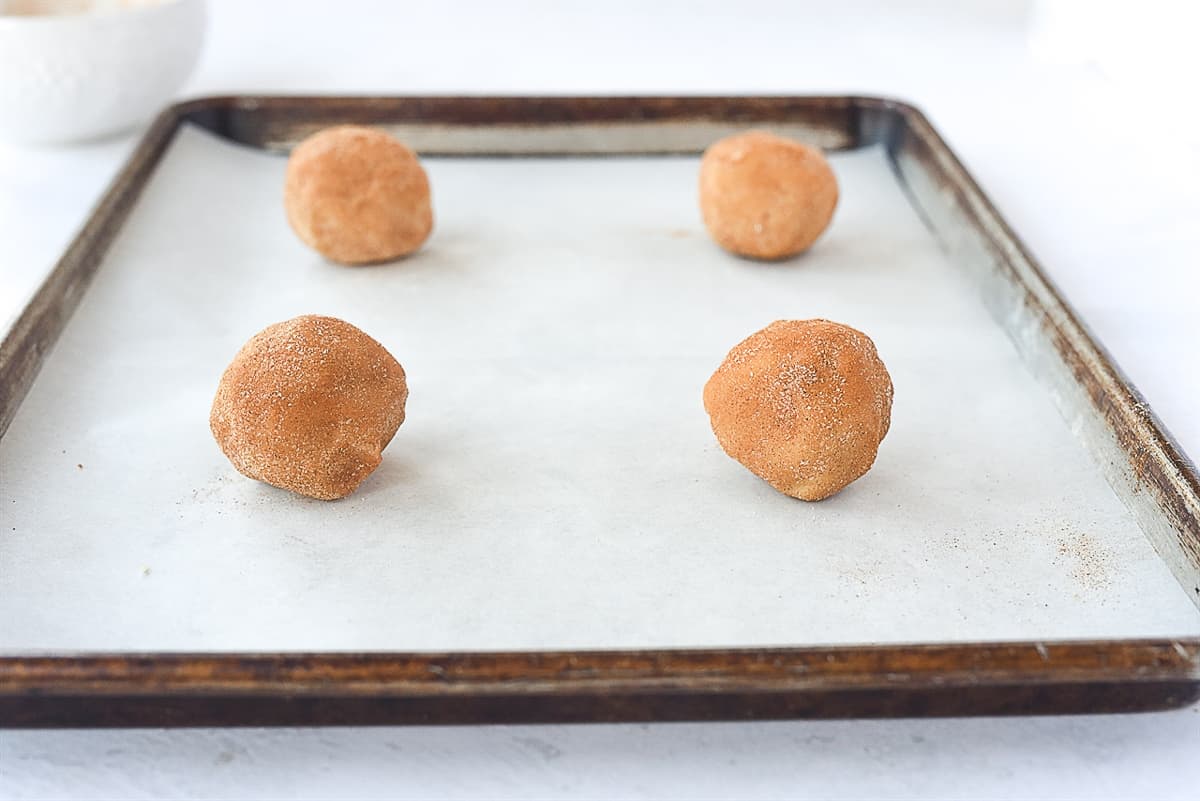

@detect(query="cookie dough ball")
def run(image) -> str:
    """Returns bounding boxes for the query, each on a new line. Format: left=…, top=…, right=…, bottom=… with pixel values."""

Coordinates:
left=210, top=315, right=408, bottom=500
left=699, top=130, right=838, bottom=260
left=703, top=320, right=892, bottom=501
left=284, top=125, right=433, bottom=265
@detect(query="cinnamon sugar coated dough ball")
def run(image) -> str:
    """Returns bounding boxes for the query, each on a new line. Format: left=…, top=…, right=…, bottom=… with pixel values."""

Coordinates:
left=210, top=315, right=408, bottom=500
left=284, top=125, right=433, bottom=265
left=699, top=130, right=839, bottom=260
left=703, top=320, right=892, bottom=501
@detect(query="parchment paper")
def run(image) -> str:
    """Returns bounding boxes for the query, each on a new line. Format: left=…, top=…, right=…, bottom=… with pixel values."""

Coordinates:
left=2, top=125, right=1196, bottom=650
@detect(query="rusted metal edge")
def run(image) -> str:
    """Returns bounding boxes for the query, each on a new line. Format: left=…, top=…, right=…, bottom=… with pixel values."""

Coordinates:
left=162, top=93, right=892, bottom=159
left=884, top=102, right=1200, bottom=601
left=2, top=640, right=1196, bottom=697
left=0, top=107, right=184, bottom=440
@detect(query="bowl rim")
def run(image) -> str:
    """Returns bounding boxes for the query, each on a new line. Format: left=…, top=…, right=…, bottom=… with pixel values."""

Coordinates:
left=0, top=0, right=195, bottom=26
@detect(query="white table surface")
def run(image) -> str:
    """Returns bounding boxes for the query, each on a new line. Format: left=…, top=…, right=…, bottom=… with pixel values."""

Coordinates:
left=1, top=1, right=1198, bottom=798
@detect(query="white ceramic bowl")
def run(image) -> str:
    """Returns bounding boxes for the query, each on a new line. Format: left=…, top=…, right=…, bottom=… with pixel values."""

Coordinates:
left=0, top=0, right=205, bottom=145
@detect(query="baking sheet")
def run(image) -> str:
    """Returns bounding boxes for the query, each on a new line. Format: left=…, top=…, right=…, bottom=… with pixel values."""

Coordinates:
left=2, top=125, right=1197, bottom=651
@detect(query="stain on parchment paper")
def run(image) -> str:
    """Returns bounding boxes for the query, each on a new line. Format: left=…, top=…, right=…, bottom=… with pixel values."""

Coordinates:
left=1055, top=529, right=1114, bottom=592
left=189, top=470, right=236, bottom=504
left=832, top=553, right=887, bottom=594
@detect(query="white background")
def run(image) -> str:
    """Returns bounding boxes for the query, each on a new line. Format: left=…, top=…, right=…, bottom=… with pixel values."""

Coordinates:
left=1, top=0, right=1198, bottom=798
